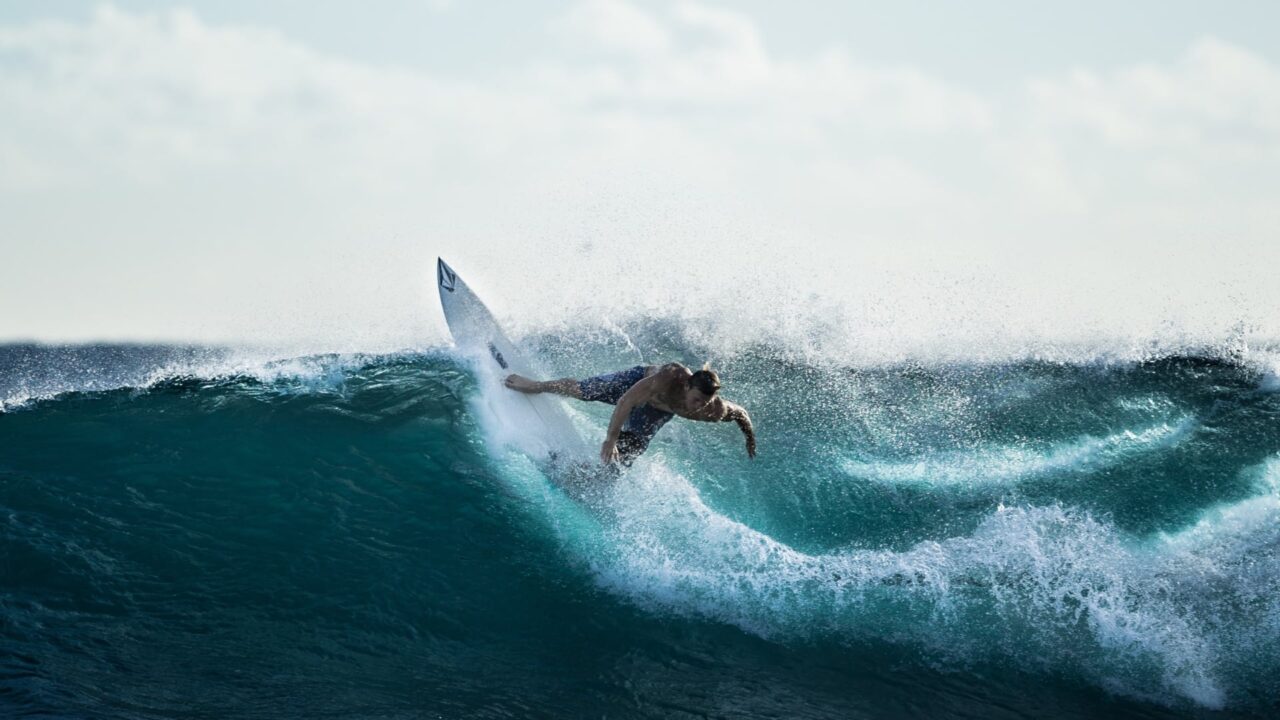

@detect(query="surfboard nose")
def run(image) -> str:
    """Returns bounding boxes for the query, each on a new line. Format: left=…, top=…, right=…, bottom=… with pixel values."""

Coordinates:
left=437, top=257, right=458, bottom=292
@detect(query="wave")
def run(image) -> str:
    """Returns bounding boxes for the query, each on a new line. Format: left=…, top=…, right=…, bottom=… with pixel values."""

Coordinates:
left=3, top=337, right=1279, bottom=715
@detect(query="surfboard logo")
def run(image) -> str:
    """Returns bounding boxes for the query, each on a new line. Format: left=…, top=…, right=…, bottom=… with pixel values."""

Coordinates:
left=438, top=262, right=457, bottom=292
left=488, top=342, right=509, bottom=369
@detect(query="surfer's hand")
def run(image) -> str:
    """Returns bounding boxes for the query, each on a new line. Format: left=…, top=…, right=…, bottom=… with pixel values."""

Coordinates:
left=504, top=374, right=536, bottom=393
left=600, top=440, right=619, bottom=465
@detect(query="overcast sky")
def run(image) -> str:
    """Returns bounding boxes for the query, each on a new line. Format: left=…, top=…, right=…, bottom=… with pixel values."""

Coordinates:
left=2, top=1, right=1278, bottom=353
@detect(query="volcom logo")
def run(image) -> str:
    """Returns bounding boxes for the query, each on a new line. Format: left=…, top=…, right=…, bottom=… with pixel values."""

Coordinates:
left=438, top=263, right=457, bottom=292
left=488, top=343, right=509, bottom=369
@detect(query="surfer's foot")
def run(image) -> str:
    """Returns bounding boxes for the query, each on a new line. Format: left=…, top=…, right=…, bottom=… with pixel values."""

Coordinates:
left=504, top=374, right=541, bottom=393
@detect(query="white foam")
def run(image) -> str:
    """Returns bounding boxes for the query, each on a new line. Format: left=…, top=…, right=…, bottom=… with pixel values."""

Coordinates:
left=609, top=461, right=1239, bottom=702
left=841, top=417, right=1195, bottom=490
left=557, top=460, right=1226, bottom=706
left=531, top=456, right=1277, bottom=708
left=1247, top=347, right=1280, bottom=392
left=1149, top=456, right=1280, bottom=671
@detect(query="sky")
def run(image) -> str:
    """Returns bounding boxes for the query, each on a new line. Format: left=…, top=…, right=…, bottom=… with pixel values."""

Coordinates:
left=2, top=1, right=1278, bottom=354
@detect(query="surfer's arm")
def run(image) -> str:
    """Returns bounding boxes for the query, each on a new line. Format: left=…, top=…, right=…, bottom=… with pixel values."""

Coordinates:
left=722, top=402, right=757, bottom=459
left=601, top=377, right=658, bottom=462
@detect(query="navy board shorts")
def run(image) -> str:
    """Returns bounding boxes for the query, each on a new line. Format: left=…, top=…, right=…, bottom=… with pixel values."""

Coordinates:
left=579, top=365, right=674, bottom=464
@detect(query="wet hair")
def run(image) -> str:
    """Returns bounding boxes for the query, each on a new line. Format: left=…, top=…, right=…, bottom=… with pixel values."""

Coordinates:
left=688, top=362, right=721, bottom=396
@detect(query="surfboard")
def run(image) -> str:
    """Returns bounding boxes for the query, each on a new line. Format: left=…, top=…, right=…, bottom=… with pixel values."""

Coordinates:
left=436, top=258, right=590, bottom=466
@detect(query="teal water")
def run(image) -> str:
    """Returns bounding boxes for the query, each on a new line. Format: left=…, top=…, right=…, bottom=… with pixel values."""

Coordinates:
left=1, top=328, right=1278, bottom=719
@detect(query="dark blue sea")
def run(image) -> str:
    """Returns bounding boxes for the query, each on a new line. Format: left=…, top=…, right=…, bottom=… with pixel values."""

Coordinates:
left=2, top=325, right=1278, bottom=718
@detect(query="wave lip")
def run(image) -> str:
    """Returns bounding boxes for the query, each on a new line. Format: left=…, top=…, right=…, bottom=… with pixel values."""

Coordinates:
left=0, top=345, right=449, bottom=412
left=841, top=417, right=1196, bottom=490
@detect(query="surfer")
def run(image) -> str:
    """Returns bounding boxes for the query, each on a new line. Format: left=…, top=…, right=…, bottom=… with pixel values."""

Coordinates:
left=504, top=363, right=756, bottom=466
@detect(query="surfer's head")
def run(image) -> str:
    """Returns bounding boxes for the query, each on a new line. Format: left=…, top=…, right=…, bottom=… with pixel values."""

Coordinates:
left=685, top=363, right=720, bottom=410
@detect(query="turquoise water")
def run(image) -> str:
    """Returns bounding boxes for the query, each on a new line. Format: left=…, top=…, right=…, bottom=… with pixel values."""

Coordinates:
left=2, top=328, right=1278, bottom=718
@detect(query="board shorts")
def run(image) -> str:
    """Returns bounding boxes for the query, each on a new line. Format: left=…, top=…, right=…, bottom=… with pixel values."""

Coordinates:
left=578, top=365, right=674, bottom=465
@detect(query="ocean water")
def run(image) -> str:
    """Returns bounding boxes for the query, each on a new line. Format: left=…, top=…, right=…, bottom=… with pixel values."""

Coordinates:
left=2, top=322, right=1279, bottom=719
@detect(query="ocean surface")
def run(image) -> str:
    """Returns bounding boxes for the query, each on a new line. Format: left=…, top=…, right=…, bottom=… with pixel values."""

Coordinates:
left=2, top=324, right=1279, bottom=719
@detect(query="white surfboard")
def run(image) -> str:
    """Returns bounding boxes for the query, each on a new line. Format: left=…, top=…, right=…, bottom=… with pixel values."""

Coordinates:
left=436, top=258, right=590, bottom=466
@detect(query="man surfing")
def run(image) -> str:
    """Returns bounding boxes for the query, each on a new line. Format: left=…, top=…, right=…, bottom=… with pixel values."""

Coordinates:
left=504, top=363, right=756, bottom=466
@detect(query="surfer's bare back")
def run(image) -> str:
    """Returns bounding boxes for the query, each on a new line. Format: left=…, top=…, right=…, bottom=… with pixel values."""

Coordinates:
left=504, top=362, right=756, bottom=466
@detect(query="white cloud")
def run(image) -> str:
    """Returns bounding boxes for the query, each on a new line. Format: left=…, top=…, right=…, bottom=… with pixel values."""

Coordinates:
left=1029, top=36, right=1280, bottom=150
left=548, top=2, right=992, bottom=134
left=0, top=2, right=999, bottom=192
left=557, top=0, right=672, bottom=57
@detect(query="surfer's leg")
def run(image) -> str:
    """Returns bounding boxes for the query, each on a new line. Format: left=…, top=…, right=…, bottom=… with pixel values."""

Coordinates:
left=616, top=430, right=652, bottom=466
left=578, top=366, right=648, bottom=405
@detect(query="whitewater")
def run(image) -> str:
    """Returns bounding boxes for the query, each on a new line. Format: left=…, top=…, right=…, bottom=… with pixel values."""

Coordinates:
left=2, top=313, right=1279, bottom=719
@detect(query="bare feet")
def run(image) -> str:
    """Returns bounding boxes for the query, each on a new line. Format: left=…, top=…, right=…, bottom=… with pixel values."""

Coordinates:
left=504, top=374, right=541, bottom=393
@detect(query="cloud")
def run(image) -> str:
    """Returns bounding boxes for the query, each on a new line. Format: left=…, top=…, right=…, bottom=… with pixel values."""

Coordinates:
left=0, top=2, right=996, bottom=195
left=1029, top=36, right=1280, bottom=150
left=0, top=2, right=1277, bottom=346
left=549, top=2, right=992, bottom=134
left=556, top=0, right=672, bottom=57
